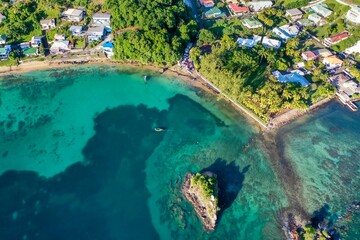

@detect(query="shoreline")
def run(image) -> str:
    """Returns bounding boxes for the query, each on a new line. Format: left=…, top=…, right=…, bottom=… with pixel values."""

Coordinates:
left=0, top=57, right=335, bottom=130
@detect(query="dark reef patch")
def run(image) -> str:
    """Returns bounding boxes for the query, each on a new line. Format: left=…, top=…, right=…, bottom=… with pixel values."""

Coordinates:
left=0, top=104, right=167, bottom=240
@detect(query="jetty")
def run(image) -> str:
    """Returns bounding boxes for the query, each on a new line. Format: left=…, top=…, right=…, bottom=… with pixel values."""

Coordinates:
left=336, top=92, right=358, bottom=111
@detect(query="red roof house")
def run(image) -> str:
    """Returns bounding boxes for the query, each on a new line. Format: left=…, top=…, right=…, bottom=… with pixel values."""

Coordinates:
left=323, top=31, right=350, bottom=46
left=301, top=50, right=317, bottom=61
left=199, top=0, right=215, bottom=8
left=229, top=3, right=249, bottom=15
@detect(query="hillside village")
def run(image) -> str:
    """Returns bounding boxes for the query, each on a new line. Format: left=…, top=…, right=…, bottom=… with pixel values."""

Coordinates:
left=0, top=0, right=360, bottom=122
left=186, top=0, right=360, bottom=117
left=0, top=2, right=114, bottom=63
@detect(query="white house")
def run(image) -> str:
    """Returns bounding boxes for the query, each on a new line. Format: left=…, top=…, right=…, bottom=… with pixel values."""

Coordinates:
left=308, top=13, right=322, bottom=25
left=237, top=35, right=261, bottom=48
left=69, top=26, right=83, bottom=36
left=345, top=41, right=360, bottom=55
left=346, top=6, right=360, bottom=24
left=62, top=8, right=85, bottom=22
left=87, top=26, right=105, bottom=43
left=262, top=36, right=281, bottom=49
left=247, top=1, right=273, bottom=12
left=31, top=36, right=42, bottom=47
left=272, top=25, right=299, bottom=41
left=50, top=41, right=70, bottom=54
left=93, top=13, right=111, bottom=25
left=286, top=8, right=303, bottom=21
left=40, top=19, right=56, bottom=30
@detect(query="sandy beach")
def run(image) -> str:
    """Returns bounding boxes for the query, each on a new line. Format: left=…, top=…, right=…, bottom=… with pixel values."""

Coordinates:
left=0, top=57, right=335, bottom=130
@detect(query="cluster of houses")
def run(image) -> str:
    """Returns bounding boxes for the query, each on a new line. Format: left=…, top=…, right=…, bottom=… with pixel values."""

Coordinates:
left=199, top=0, right=273, bottom=19
left=0, top=33, right=42, bottom=60
left=0, top=7, right=115, bottom=60
left=39, top=8, right=112, bottom=55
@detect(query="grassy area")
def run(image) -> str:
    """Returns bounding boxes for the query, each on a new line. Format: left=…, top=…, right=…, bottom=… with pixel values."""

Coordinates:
left=323, top=0, right=351, bottom=18
left=309, top=0, right=351, bottom=40
left=75, top=37, right=86, bottom=48
left=0, top=59, right=18, bottom=67
left=243, top=64, right=267, bottom=91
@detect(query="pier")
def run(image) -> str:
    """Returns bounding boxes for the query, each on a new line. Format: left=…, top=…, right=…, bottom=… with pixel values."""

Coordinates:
left=336, top=92, right=358, bottom=111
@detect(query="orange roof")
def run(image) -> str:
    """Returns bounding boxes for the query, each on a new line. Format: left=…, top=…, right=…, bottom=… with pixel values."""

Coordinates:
left=324, top=55, right=343, bottom=64
left=327, top=31, right=350, bottom=43
left=229, top=3, right=249, bottom=13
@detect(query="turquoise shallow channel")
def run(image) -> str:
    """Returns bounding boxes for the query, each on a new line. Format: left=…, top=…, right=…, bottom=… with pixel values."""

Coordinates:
left=0, top=65, right=358, bottom=239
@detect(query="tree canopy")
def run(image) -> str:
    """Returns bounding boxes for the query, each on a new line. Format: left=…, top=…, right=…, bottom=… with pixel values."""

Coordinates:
left=106, top=0, right=198, bottom=65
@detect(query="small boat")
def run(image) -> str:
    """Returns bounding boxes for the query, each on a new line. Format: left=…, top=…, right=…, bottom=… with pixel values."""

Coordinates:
left=154, top=127, right=166, bottom=132
left=144, top=75, right=148, bottom=81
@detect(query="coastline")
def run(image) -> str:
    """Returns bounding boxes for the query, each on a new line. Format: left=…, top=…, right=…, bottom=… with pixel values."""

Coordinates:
left=0, top=57, right=335, bottom=130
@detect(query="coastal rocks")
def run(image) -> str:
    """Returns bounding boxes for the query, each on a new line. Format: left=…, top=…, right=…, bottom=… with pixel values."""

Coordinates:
left=182, top=172, right=219, bottom=231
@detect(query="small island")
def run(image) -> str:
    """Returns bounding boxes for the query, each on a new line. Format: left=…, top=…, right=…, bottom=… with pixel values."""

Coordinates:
left=182, top=172, right=220, bottom=231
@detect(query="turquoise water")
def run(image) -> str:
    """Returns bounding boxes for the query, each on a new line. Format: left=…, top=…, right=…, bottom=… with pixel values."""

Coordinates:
left=0, top=66, right=358, bottom=239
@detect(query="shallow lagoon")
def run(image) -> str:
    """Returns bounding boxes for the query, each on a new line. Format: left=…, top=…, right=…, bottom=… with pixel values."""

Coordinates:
left=0, top=66, right=358, bottom=239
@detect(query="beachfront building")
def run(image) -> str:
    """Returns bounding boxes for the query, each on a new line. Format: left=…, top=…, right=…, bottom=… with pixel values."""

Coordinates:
left=69, top=26, right=83, bottom=36
left=228, top=3, right=249, bottom=15
left=262, top=37, right=281, bottom=49
left=345, top=40, right=360, bottom=55
left=62, top=8, right=85, bottom=22
left=272, top=25, right=300, bottom=41
left=19, top=42, right=30, bottom=50
left=23, top=48, right=39, bottom=57
left=31, top=36, right=42, bottom=47
left=286, top=8, right=303, bottom=21
left=311, top=4, right=332, bottom=18
left=323, top=31, right=350, bottom=46
left=199, top=0, right=215, bottom=8
left=87, top=26, right=105, bottom=43
left=308, top=13, right=322, bottom=25
left=237, top=35, right=261, bottom=48
left=0, top=34, right=6, bottom=44
left=50, top=41, right=70, bottom=54
left=247, top=1, right=273, bottom=12
left=346, top=6, right=360, bottom=24
left=40, top=19, right=56, bottom=30
left=301, top=51, right=317, bottom=61
left=323, top=55, right=343, bottom=69
left=0, top=46, right=11, bottom=59
left=242, top=17, right=262, bottom=29
left=272, top=71, right=310, bottom=87
left=103, top=42, right=114, bottom=58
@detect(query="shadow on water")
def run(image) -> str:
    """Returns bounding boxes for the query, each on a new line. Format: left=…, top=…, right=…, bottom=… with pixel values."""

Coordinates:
left=201, top=159, right=250, bottom=220
left=0, top=104, right=167, bottom=240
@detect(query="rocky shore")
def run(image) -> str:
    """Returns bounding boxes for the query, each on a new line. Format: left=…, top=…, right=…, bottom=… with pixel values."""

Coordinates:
left=182, top=172, right=219, bottom=231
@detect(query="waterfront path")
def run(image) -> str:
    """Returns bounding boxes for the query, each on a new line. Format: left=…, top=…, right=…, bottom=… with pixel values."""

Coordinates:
left=195, top=71, right=268, bottom=128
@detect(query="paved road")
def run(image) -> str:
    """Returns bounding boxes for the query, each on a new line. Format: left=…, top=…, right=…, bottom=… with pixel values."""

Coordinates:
left=183, top=0, right=204, bottom=28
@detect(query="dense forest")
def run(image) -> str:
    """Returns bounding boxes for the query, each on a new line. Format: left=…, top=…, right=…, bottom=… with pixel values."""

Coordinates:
left=105, top=0, right=197, bottom=65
